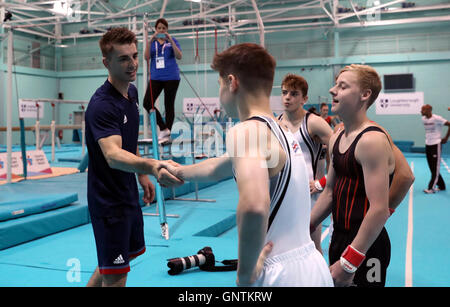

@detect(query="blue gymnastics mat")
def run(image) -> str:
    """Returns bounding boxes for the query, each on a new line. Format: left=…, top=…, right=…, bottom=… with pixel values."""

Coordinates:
left=0, top=193, right=78, bottom=222
left=0, top=192, right=81, bottom=250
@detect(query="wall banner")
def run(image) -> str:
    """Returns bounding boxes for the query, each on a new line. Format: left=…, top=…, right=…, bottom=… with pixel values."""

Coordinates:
left=375, top=92, right=424, bottom=115
left=18, top=99, right=45, bottom=119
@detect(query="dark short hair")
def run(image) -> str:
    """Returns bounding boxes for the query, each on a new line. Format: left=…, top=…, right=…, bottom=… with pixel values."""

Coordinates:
left=211, top=43, right=276, bottom=96
left=155, top=18, right=168, bottom=29
left=281, top=74, right=308, bottom=97
left=99, top=27, right=137, bottom=58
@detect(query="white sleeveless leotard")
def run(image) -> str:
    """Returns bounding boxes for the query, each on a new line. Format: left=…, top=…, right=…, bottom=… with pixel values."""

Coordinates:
left=244, top=116, right=333, bottom=287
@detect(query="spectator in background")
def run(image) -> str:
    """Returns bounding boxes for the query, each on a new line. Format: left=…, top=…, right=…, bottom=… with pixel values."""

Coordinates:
left=308, top=106, right=319, bottom=116
left=421, top=104, right=450, bottom=194
left=320, top=102, right=338, bottom=128
left=144, top=18, right=182, bottom=143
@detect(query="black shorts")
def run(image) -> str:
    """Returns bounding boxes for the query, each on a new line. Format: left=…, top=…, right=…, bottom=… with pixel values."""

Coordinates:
left=90, top=206, right=146, bottom=275
left=329, top=227, right=391, bottom=287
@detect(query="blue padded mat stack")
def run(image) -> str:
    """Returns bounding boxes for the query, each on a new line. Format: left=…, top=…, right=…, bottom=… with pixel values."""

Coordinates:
left=0, top=192, right=80, bottom=250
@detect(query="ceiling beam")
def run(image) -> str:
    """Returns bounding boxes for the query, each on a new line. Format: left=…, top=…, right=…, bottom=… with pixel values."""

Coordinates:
left=320, top=0, right=335, bottom=24
left=232, top=0, right=322, bottom=29
left=250, top=0, right=265, bottom=47
left=2, top=0, right=450, bottom=42
left=89, top=0, right=159, bottom=25
left=160, top=0, right=168, bottom=18
left=337, top=14, right=450, bottom=29
left=337, top=0, right=406, bottom=22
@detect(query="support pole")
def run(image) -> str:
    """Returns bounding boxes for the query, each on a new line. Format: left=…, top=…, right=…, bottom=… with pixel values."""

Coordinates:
left=51, top=103, right=56, bottom=162
left=35, top=102, right=40, bottom=150
left=142, top=16, right=149, bottom=154
left=6, top=29, right=13, bottom=183
left=19, top=118, right=27, bottom=179
left=334, top=30, right=339, bottom=58
left=149, top=110, right=169, bottom=239
left=81, top=105, right=86, bottom=155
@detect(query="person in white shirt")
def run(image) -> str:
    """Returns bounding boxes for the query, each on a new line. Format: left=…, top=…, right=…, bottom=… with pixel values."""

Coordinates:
left=421, top=104, right=450, bottom=194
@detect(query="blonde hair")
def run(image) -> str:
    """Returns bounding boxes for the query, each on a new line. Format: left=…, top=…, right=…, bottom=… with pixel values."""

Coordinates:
left=337, top=64, right=382, bottom=108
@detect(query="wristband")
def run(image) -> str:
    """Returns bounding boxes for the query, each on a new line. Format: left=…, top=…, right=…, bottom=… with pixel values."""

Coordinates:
left=340, top=257, right=357, bottom=274
left=314, top=180, right=323, bottom=191
left=340, top=245, right=365, bottom=273
left=314, top=176, right=327, bottom=191
left=318, top=176, right=327, bottom=188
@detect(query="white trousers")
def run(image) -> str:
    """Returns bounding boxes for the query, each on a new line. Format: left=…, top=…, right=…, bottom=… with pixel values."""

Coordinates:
left=252, top=241, right=334, bottom=287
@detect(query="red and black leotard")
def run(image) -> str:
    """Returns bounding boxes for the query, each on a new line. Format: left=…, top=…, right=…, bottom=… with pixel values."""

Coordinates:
left=332, top=126, right=394, bottom=232
left=329, top=126, right=394, bottom=287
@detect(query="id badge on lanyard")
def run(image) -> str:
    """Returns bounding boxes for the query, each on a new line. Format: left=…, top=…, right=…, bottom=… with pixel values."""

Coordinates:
left=155, top=41, right=165, bottom=69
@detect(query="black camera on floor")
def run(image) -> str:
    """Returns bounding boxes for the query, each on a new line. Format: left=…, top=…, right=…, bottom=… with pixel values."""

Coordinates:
left=167, top=246, right=237, bottom=275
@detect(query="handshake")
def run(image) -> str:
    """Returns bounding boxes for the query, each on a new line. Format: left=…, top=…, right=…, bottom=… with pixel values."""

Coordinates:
left=137, top=159, right=187, bottom=205
left=154, top=160, right=185, bottom=188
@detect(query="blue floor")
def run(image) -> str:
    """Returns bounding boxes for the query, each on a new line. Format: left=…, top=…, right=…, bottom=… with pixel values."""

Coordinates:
left=0, top=179, right=239, bottom=287
left=0, top=146, right=449, bottom=287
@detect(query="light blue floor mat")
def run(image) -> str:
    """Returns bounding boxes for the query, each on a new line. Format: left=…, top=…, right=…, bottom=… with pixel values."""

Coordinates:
left=0, top=149, right=449, bottom=287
